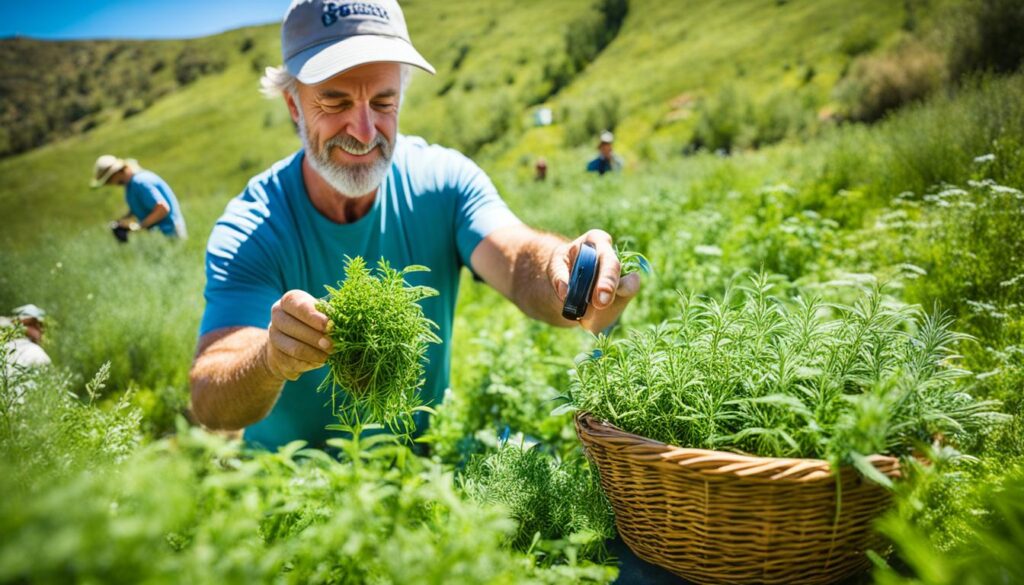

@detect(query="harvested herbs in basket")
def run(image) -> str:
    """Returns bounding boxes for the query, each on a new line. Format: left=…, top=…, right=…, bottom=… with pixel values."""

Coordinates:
left=317, top=256, right=441, bottom=431
left=570, top=272, right=1008, bottom=482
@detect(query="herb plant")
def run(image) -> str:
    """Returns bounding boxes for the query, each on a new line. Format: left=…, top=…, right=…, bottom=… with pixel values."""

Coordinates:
left=461, top=442, right=616, bottom=564
left=569, top=273, right=1008, bottom=477
left=317, top=257, right=441, bottom=431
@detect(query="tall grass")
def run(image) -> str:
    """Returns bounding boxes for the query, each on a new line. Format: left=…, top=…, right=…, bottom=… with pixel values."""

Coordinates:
left=0, top=231, right=201, bottom=432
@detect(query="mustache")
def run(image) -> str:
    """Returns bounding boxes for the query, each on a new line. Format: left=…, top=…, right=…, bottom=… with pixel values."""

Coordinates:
left=323, top=133, right=390, bottom=158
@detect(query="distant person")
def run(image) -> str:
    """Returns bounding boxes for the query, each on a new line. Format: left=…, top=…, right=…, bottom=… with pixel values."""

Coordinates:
left=91, top=155, right=187, bottom=239
left=1, top=304, right=51, bottom=373
left=534, top=157, right=548, bottom=181
left=586, top=131, right=623, bottom=175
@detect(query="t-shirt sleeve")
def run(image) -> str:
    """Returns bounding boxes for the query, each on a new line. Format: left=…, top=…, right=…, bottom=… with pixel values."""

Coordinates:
left=134, top=178, right=170, bottom=211
left=199, top=199, right=283, bottom=336
left=449, top=152, right=521, bottom=272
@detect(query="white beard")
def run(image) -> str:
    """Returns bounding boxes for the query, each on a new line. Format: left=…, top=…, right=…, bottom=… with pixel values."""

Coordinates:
left=296, top=107, right=394, bottom=198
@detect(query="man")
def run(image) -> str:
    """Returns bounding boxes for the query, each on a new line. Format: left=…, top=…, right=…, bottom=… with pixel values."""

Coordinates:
left=586, top=131, right=624, bottom=175
left=91, top=155, right=188, bottom=239
left=188, top=0, right=640, bottom=450
left=2, top=304, right=51, bottom=373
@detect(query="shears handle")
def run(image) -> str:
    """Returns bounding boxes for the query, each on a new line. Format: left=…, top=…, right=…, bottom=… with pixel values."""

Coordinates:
left=561, top=242, right=599, bottom=320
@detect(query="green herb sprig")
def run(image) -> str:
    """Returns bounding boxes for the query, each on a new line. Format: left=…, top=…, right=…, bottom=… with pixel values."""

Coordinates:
left=615, top=241, right=653, bottom=277
left=317, top=257, right=441, bottom=432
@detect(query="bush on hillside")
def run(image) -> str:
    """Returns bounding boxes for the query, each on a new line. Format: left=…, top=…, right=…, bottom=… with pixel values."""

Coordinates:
left=751, top=90, right=816, bottom=147
left=562, top=95, right=621, bottom=147
left=690, top=86, right=814, bottom=153
left=536, top=0, right=628, bottom=105
left=835, top=40, right=946, bottom=123
left=948, top=0, right=1024, bottom=80
left=691, top=85, right=753, bottom=153
left=174, top=47, right=227, bottom=86
left=839, top=22, right=879, bottom=57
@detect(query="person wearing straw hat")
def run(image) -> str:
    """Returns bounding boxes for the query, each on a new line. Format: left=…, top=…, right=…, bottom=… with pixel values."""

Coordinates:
left=91, top=155, right=187, bottom=239
left=586, top=130, right=624, bottom=175
left=189, top=0, right=641, bottom=451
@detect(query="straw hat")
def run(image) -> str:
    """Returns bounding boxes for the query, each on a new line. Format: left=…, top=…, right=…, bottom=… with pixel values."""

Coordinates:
left=91, top=154, right=126, bottom=188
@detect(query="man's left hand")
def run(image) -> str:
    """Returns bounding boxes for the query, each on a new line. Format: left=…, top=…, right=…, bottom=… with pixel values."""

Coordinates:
left=548, top=229, right=641, bottom=334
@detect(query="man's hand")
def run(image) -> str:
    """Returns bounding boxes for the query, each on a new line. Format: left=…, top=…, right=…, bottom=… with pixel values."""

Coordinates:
left=265, top=290, right=333, bottom=381
left=548, top=229, right=641, bottom=334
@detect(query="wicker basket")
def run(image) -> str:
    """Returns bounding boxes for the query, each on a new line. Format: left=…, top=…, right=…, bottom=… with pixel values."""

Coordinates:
left=575, top=412, right=901, bottom=585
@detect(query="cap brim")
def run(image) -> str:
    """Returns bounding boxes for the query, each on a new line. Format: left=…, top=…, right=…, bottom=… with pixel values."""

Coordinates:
left=287, top=35, right=435, bottom=85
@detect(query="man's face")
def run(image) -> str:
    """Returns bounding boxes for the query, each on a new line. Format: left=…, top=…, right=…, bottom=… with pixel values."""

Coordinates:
left=108, top=169, right=128, bottom=187
left=287, top=62, right=402, bottom=197
left=20, top=318, right=43, bottom=344
left=599, top=142, right=613, bottom=159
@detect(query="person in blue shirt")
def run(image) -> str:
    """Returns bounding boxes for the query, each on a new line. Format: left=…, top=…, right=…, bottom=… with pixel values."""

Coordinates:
left=91, top=155, right=187, bottom=239
left=188, top=0, right=641, bottom=451
left=586, top=131, right=624, bottom=175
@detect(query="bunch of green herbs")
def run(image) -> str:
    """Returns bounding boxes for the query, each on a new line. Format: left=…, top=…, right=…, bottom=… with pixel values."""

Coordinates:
left=460, top=442, right=616, bottom=567
left=569, top=273, right=1008, bottom=479
left=317, top=256, right=441, bottom=432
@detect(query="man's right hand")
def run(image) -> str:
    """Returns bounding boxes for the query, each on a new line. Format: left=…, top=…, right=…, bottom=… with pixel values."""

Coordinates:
left=264, top=289, right=333, bottom=381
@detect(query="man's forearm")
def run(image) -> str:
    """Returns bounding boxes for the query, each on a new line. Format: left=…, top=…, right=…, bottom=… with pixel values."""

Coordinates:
left=139, top=203, right=170, bottom=229
left=189, top=327, right=286, bottom=430
left=510, top=231, right=574, bottom=327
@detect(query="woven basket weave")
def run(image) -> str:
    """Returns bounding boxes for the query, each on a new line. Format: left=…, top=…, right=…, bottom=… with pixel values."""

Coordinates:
left=575, top=412, right=900, bottom=585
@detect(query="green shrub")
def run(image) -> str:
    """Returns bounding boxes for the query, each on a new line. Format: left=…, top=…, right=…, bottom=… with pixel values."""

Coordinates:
left=692, top=84, right=753, bottom=153
left=839, top=22, right=879, bottom=57
left=835, top=40, right=946, bottom=122
left=427, top=312, right=579, bottom=464
left=461, top=443, right=615, bottom=563
left=562, top=95, right=621, bottom=147
left=873, top=456, right=1024, bottom=585
left=812, top=74, right=1024, bottom=214
left=948, top=0, right=1024, bottom=80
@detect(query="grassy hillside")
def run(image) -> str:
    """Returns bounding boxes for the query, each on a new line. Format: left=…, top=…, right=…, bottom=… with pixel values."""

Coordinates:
left=0, top=27, right=277, bottom=158
left=0, top=0, right=943, bottom=247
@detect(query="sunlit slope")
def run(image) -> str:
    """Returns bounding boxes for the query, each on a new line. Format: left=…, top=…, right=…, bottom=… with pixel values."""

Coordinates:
left=0, top=0, right=591, bottom=245
left=503, top=0, right=912, bottom=165
left=0, top=0, right=920, bottom=245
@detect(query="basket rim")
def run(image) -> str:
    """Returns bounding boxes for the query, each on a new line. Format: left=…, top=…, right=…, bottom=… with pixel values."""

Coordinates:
left=575, top=411, right=901, bottom=483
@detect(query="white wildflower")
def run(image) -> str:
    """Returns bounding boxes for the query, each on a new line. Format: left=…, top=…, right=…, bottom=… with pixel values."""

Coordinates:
left=694, top=245, right=723, bottom=257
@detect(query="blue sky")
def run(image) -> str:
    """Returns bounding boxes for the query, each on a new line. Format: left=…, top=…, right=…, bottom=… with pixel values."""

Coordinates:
left=1, top=0, right=288, bottom=40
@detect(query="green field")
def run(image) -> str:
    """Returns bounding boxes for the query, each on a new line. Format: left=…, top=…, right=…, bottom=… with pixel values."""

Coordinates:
left=2, top=0, right=1023, bottom=583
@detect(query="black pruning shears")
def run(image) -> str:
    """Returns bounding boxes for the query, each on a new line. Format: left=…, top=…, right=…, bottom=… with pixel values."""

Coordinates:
left=561, top=242, right=600, bottom=320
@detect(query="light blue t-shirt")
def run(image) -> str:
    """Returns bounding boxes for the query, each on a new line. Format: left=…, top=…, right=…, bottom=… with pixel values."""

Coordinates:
left=200, top=135, right=521, bottom=450
left=126, top=170, right=187, bottom=237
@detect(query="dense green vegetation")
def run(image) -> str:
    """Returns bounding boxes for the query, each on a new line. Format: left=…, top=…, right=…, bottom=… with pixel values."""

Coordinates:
left=1, top=0, right=1023, bottom=583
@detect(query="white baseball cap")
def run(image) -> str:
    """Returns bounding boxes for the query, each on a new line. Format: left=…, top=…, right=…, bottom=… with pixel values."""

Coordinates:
left=282, top=0, right=435, bottom=85
left=12, top=304, right=46, bottom=322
